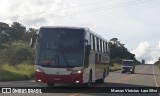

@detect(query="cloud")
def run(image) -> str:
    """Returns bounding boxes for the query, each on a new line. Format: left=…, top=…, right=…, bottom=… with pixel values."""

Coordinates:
left=131, top=41, right=149, bottom=58
left=0, top=0, right=77, bottom=27
left=131, top=41, right=160, bottom=64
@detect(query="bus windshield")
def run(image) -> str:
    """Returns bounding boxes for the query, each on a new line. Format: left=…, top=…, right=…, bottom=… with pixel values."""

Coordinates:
left=36, top=28, right=84, bottom=68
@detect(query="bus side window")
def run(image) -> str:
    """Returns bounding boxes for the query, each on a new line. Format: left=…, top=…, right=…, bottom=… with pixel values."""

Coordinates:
left=97, top=38, right=99, bottom=52
left=102, top=41, right=104, bottom=53
left=104, top=42, right=106, bottom=53
left=99, top=39, right=102, bottom=53
left=93, top=36, right=95, bottom=51
left=106, top=43, right=109, bottom=53
left=94, top=36, right=97, bottom=51
left=90, top=34, right=93, bottom=50
left=103, top=41, right=106, bottom=54
left=107, top=43, right=110, bottom=53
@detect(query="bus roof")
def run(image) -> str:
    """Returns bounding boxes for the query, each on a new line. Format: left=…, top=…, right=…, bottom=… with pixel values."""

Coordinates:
left=123, top=60, right=134, bottom=61
left=88, top=29, right=108, bottom=43
left=39, top=26, right=108, bottom=42
left=40, top=26, right=88, bottom=30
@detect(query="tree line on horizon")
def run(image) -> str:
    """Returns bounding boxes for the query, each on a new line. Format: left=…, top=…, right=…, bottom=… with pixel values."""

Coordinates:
left=0, top=22, right=140, bottom=66
left=109, top=38, right=140, bottom=65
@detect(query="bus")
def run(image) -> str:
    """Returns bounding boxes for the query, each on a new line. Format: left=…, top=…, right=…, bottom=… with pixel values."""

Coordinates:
left=30, top=26, right=110, bottom=87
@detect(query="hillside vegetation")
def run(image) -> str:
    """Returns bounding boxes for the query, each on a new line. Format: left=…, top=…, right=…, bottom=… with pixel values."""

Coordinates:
left=0, top=22, right=36, bottom=81
left=109, top=38, right=140, bottom=71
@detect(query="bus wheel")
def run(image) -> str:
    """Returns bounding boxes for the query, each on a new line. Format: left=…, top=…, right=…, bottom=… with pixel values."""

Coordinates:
left=131, top=70, right=134, bottom=74
left=47, top=83, right=55, bottom=87
left=96, top=79, right=104, bottom=84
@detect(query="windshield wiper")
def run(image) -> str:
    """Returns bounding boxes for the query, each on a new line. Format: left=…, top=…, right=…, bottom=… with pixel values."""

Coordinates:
left=60, top=48, right=71, bottom=67
left=58, top=33, right=71, bottom=67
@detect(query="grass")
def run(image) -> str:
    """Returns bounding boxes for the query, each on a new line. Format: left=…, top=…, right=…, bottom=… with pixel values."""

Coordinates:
left=109, top=63, right=121, bottom=72
left=0, top=64, right=34, bottom=81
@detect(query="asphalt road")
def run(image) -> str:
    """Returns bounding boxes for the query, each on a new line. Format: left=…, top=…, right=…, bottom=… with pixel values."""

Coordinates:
left=0, top=64, right=160, bottom=96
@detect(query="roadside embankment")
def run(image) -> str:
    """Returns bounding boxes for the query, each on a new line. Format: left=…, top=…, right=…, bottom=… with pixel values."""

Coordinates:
left=0, top=64, right=34, bottom=81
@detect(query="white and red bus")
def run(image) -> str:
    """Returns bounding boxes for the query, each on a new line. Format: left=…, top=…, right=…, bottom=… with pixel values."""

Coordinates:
left=30, top=26, right=110, bottom=87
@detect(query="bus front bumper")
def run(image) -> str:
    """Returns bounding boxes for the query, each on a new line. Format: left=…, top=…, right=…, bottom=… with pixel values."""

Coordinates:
left=35, top=72, right=83, bottom=84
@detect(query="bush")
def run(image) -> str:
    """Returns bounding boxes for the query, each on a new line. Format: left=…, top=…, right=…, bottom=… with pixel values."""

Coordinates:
left=110, top=57, right=122, bottom=66
left=0, top=41, right=35, bottom=66
left=109, top=63, right=121, bottom=72
left=0, top=63, right=34, bottom=81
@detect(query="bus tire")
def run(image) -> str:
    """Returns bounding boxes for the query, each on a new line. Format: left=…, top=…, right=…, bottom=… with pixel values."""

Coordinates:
left=96, top=78, right=104, bottom=84
left=47, top=83, right=55, bottom=87
left=131, top=70, right=134, bottom=74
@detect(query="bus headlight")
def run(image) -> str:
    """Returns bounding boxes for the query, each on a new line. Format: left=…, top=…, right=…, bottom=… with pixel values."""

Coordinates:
left=71, top=70, right=82, bottom=74
left=35, top=68, right=45, bottom=73
left=130, top=67, right=133, bottom=71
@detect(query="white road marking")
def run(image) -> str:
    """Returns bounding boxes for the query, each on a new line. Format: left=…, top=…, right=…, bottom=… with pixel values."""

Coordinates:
left=153, top=65, right=160, bottom=96
left=153, top=66, right=159, bottom=87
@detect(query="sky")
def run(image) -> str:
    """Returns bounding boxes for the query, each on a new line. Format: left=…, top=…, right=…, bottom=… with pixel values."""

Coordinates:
left=0, top=0, right=160, bottom=64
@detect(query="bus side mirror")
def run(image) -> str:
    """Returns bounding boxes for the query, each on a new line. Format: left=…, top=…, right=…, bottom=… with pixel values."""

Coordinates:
left=29, top=34, right=38, bottom=48
left=85, top=45, right=91, bottom=52
left=85, top=40, right=88, bottom=43
left=85, top=40, right=88, bottom=45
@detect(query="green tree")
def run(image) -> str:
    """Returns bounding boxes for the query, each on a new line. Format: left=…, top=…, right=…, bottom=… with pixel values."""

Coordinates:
left=10, top=22, right=26, bottom=41
left=0, top=41, right=35, bottom=66
left=109, top=38, right=136, bottom=65
left=0, top=22, right=11, bottom=48
left=22, top=28, right=38, bottom=42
